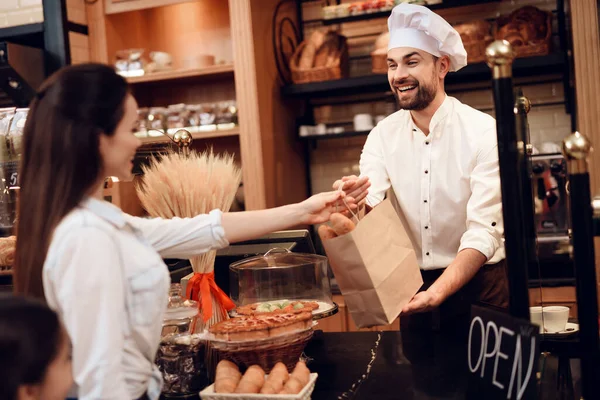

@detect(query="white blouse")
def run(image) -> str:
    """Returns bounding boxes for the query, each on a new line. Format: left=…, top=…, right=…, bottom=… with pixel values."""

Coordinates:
left=360, top=95, right=505, bottom=270
left=43, top=197, right=229, bottom=400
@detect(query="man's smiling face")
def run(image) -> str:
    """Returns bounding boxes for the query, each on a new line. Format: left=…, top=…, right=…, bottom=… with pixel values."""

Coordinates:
left=387, top=47, right=444, bottom=111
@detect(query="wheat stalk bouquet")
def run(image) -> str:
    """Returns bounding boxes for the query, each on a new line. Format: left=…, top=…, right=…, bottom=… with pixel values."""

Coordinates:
left=136, top=148, right=242, bottom=329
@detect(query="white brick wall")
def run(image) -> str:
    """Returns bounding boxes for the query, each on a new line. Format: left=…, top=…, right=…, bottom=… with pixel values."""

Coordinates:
left=309, top=81, right=573, bottom=195
left=0, top=0, right=43, bottom=29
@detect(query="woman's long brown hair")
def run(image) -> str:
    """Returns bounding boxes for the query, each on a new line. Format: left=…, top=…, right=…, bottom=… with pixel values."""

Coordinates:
left=13, top=64, right=129, bottom=299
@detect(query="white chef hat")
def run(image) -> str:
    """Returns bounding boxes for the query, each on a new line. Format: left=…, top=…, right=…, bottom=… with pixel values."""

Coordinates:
left=387, top=3, right=467, bottom=72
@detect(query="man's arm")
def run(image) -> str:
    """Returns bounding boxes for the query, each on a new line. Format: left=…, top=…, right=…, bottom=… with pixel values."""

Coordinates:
left=402, top=249, right=486, bottom=314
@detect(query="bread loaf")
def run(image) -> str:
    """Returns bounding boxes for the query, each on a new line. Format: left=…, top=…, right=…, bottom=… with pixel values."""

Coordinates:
left=454, top=20, right=490, bottom=43
left=298, top=30, right=328, bottom=69
left=496, top=6, right=548, bottom=46
left=0, top=236, right=16, bottom=267
left=314, top=31, right=341, bottom=68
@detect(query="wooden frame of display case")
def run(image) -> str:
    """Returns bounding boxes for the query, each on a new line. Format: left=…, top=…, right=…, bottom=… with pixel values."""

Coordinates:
left=85, top=0, right=308, bottom=212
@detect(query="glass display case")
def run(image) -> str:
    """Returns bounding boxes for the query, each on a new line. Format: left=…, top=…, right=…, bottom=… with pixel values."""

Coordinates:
left=229, top=249, right=336, bottom=319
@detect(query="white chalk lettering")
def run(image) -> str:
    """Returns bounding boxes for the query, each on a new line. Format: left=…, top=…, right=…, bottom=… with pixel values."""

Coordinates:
left=481, top=321, right=499, bottom=378
left=492, top=326, right=514, bottom=390
left=468, top=316, right=485, bottom=373
left=507, top=335, right=537, bottom=399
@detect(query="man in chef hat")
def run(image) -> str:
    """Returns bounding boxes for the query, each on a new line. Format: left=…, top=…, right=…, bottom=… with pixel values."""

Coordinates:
left=333, top=4, right=508, bottom=332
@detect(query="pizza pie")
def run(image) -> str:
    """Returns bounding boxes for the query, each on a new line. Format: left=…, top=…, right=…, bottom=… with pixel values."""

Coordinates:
left=209, top=311, right=313, bottom=341
left=235, top=300, right=320, bottom=316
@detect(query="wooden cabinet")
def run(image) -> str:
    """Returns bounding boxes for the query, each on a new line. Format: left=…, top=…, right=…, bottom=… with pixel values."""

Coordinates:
left=85, top=0, right=308, bottom=212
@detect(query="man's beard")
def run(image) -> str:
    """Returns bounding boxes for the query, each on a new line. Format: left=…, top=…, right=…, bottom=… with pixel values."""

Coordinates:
left=392, top=78, right=437, bottom=111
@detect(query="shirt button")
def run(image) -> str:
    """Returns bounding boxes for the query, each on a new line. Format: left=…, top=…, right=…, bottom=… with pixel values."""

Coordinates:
left=425, top=226, right=429, bottom=229
left=424, top=200, right=428, bottom=203
left=425, top=170, right=429, bottom=174
left=425, top=141, right=430, bottom=145
left=426, top=252, right=430, bottom=256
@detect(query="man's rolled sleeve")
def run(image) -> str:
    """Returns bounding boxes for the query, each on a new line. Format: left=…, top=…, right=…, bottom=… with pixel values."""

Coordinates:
left=458, top=142, right=504, bottom=261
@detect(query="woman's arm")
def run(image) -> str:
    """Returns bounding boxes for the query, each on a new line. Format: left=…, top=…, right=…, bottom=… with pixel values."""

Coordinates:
left=127, top=190, right=352, bottom=259
left=221, top=190, right=349, bottom=243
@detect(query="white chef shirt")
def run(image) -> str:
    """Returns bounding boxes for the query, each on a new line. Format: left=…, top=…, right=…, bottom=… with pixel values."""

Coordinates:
left=360, top=95, right=505, bottom=270
left=43, top=197, right=229, bottom=400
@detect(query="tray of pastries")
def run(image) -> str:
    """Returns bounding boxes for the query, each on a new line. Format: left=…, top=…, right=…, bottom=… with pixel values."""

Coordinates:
left=208, top=311, right=315, bottom=373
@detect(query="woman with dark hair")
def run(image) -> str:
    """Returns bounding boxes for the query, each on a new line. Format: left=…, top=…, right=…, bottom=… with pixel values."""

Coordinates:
left=0, top=294, right=73, bottom=400
left=12, top=63, right=354, bottom=400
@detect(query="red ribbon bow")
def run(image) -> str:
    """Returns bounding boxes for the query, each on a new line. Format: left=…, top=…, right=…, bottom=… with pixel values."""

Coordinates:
left=185, top=272, right=236, bottom=322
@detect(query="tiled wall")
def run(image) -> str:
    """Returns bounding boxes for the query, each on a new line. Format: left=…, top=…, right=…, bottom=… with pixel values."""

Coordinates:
left=309, top=79, right=573, bottom=195
left=0, top=0, right=43, bottom=29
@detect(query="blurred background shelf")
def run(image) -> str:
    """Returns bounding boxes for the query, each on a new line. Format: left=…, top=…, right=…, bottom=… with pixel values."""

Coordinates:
left=137, top=126, right=240, bottom=144
left=320, top=0, right=501, bottom=25
left=281, top=53, right=566, bottom=98
left=125, top=64, right=234, bottom=84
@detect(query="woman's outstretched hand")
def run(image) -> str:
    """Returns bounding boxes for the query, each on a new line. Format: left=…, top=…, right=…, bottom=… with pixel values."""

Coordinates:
left=296, top=190, right=357, bottom=225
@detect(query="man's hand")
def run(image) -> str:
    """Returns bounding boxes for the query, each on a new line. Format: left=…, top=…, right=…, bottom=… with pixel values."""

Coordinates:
left=331, top=175, right=370, bottom=213
left=401, top=290, right=442, bottom=315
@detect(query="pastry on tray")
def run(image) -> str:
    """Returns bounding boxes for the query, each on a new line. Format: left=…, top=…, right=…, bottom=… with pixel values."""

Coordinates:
left=235, top=300, right=320, bottom=316
left=209, top=311, right=313, bottom=341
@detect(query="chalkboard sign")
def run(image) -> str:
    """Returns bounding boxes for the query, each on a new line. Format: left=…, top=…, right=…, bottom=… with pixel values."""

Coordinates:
left=467, top=305, right=540, bottom=400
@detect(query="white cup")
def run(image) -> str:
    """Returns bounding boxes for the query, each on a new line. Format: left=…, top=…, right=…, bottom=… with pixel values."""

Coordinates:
left=542, top=306, right=569, bottom=333
left=529, top=306, right=543, bottom=330
left=353, top=114, right=374, bottom=132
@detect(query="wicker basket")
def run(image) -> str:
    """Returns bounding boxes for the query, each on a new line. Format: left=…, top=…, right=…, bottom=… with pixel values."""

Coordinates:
left=290, top=38, right=349, bottom=84
left=199, top=373, right=318, bottom=400
left=209, top=329, right=314, bottom=374
left=464, top=37, right=494, bottom=64
left=495, top=9, right=552, bottom=58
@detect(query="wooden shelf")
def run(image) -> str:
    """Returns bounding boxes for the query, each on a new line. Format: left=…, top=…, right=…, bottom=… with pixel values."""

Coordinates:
left=320, top=0, right=500, bottom=25
left=282, top=53, right=566, bottom=98
left=105, top=0, right=198, bottom=15
left=138, top=126, right=240, bottom=144
left=126, top=64, right=234, bottom=84
left=300, top=130, right=370, bottom=140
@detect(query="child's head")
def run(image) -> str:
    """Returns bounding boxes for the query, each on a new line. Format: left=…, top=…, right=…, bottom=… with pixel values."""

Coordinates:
left=0, top=295, right=73, bottom=400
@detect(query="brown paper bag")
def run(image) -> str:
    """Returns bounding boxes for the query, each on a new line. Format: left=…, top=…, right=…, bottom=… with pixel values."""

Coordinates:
left=322, top=192, right=423, bottom=328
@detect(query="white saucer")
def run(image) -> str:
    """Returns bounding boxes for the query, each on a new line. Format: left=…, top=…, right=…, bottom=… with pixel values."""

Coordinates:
left=541, top=322, right=579, bottom=338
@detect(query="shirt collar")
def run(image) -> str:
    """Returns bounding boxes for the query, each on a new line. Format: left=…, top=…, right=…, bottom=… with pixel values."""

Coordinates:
left=80, top=197, right=127, bottom=229
left=429, top=94, right=452, bottom=132
left=408, top=95, right=452, bottom=136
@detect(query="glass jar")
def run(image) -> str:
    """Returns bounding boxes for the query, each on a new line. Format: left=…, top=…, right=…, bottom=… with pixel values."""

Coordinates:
left=166, top=103, right=186, bottom=133
left=157, top=284, right=207, bottom=396
left=197, top=103, right=216, bottom=132
left=162, top=283, right=199, bottom=337
left=148, top=107, right=167, bottom=136
left=215, top=100, right=237, bottom=130
left=0, top=108, right=15, bottom=233
left=185, top=104, right=202, bottom=128
left=135, top=108, right=149, bottom=138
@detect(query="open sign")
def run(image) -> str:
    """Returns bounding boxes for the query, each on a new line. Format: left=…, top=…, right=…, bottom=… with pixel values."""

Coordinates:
left=467, top=306, right=540, bottom=399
